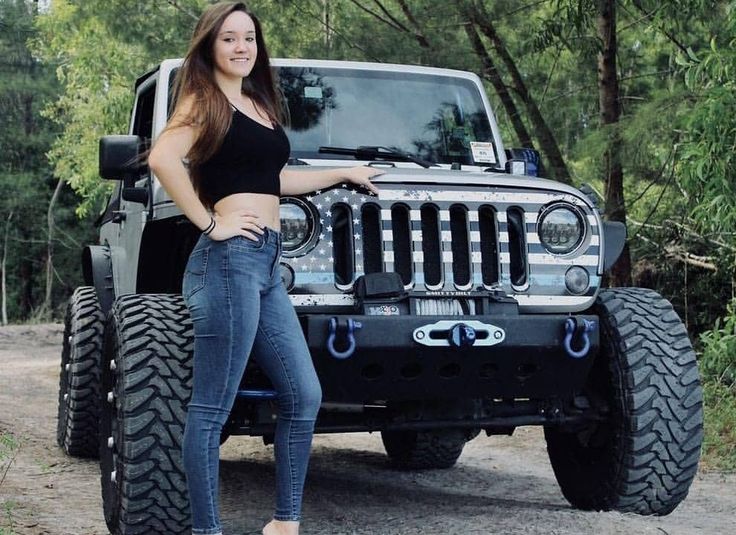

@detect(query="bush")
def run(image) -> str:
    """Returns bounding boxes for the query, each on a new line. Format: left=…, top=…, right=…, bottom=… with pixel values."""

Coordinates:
left=699, top=301, right=736, bottom=471
left=0, top=430, right=19, bottom=534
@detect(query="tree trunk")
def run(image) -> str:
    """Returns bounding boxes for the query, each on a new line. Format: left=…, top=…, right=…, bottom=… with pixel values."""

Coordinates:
left=459, top=7, right=534, bottom=149
left=597, top=0, right=632, bottom=286
left=366, top=0, right=533, bottom=149
left=322, top=0, right=331, bottom=57
left=470, top=1, right=571, bottom=183
left=2, top=211, right=13, bottom=326
left=19, top=258, right=33, bottom=319
left=24, top=94, right=34, bottom=135
left=396, top=0, right=431, bottom=49
left=41, top=177, right=64, bottom=317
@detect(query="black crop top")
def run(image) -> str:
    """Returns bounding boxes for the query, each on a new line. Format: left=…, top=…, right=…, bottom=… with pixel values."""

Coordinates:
left=198, top=107, right=290, bottom=203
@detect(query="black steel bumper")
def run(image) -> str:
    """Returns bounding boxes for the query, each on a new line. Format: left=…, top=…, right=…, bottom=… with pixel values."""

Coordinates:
left=301, top=314, right=600, bottom=402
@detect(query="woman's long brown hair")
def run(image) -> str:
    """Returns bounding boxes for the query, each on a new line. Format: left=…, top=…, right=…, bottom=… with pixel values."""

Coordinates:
left=163, top=1, right=283, bottom=208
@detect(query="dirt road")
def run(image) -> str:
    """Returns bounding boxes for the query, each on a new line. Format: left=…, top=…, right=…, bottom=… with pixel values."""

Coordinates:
left=1, top=323, right=734, bottom=535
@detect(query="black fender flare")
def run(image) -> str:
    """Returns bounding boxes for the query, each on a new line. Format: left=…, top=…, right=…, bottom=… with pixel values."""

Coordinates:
left=82, top=245, right=114, bottom=314
left=602, top=221, right=627, bottom=272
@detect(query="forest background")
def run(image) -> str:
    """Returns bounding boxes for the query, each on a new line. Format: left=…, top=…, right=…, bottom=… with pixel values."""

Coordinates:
left=1, top=0, right=734, bottom=468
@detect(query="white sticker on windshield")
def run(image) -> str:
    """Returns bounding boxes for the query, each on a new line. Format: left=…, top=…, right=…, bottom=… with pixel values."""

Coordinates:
left=470, top=142, right=496, bottom=164
left=304, top=86, right=323, bottom=99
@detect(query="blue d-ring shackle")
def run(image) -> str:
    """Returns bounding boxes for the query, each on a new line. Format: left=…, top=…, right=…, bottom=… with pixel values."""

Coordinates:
left=563, top=317, right=597, bottom=359
left=327, top=317, right=363, bottom=359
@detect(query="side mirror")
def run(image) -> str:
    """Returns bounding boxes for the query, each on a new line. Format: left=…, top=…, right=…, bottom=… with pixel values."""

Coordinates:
left=505, top=148, right=541, bottom=177
left=99, top=135, right=143, bottom=181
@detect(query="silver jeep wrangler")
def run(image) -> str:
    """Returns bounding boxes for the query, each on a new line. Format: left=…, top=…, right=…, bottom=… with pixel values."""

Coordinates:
left=56, top=59, right=703, bottom=534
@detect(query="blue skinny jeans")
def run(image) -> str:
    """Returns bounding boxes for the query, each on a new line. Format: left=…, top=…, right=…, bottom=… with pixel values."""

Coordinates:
left=182, top=227, right=322, bottom=534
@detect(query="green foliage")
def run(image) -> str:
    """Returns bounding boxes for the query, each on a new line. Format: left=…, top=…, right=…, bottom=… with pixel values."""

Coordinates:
left=702, top=382, right=736, bottom=471
left=0, top=431, right=19, bottom=482
left=699, top=302, right=736, bottom=470
left=677, top=6, right=736, bottom=242
left=0, top=0, right=58, bottom=173
left=0, top=430, right=20, bottom=534
left=525, top=0, right=736, bottom=331
left=32, top=0, right=205, bottom=217
left=0, top=0, right=97, bottom=322
left=700, top=301, right=736, bottom=385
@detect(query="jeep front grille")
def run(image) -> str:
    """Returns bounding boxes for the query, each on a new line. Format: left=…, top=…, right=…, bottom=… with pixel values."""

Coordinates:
left=352, top=202, right=506, bottom=291
left=285, top=184, right=602, bottom=312
left=332, top=201, right=504, bottom=291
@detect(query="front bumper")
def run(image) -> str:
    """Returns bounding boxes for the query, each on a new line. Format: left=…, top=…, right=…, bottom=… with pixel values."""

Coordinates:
left=301, top=314, right=599, bottom=402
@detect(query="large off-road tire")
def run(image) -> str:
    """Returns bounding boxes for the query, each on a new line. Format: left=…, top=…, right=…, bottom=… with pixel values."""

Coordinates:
left=545, top=288, right=703, bottom=515
left=56, top=286, right=104, bottom=458
left=381, top=429, right=469, bottom=469
left=100, top=294, right=193, bottom=535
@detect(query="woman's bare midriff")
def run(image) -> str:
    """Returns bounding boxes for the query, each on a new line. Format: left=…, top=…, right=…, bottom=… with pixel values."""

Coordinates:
left=214, top=192, right=281, bottom=232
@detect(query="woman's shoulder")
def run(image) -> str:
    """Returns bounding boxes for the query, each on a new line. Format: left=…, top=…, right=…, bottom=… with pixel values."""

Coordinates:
left=167, top=93, right=201, bottom=131
left=172, top=93, right=198, bottom=120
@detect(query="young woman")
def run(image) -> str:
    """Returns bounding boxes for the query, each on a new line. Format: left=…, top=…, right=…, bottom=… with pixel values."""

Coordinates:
left=147, top=3, right=382, bottom=534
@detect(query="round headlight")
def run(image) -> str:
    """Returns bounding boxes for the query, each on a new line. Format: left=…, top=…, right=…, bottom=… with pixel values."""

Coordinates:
left=538, top=205, right=585, bottom=255
left=280, top=199, right=314, bottom=253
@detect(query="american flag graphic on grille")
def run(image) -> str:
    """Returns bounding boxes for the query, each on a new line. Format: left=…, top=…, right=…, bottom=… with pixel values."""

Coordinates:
left=285, top=183, right=601, bottom=310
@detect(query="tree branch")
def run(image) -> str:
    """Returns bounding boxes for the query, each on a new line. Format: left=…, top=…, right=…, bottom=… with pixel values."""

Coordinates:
left=349, top=0, right=432, bottom=49
left=628, top=161, right=675, bottom=242
left=472, top=0, right=570, bottom=182
left=663, top=245, right=718, bottom=271
left=2, top=211, right=13, bottom=326
left=616, top=2, right=664, bottom=34
left=628, top=216, right=736, bottom=253
left=546, top=69, right=676, bottom=102
left=371, top=0, right=413, bottom=33
left=503, top=0, right=553, bottom=18
left=668, top=222, right=736, bottom=252
left=626, top=144, right=677, bottom=209
left=634, top=233, right=718, bottom=272
left=625, top=0, right=690, bottom=56
left=295, top=0, right=381, bottom=61
left=395, top=0, right=432, bottom=49
left=42, top=177, right=64, bottom=317
left=164, top=0, right=199, bottom=21
left=540, top=39, right=565, bottom=104
left=456, top=3, right=534, bottom=148
left=347, top=0, right=407, bottom=33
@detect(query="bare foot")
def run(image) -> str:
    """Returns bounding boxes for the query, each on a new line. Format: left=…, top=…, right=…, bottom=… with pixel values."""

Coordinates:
left=262, top=519, right=300, bottom=535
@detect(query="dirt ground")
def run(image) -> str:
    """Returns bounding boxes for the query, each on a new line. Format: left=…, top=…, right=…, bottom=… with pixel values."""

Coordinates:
left=1, top=323, right=734, bottom=535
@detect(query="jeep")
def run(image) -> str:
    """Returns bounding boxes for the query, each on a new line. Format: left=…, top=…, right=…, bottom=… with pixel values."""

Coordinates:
left=56, top=58, right=704, bottom=534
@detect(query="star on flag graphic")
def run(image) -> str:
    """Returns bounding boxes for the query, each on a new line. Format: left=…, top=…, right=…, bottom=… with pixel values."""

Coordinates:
left=289, top=185, right=375, bottom=276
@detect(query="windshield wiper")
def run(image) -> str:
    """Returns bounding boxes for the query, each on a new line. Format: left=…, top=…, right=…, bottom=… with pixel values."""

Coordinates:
left=318, top=145, right=437, bottom=169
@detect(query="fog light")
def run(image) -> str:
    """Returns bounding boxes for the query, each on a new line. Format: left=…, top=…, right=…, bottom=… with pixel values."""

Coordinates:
left=279, top=263, right=295, bottom=291
left=565, top=266, right=590, bottom=295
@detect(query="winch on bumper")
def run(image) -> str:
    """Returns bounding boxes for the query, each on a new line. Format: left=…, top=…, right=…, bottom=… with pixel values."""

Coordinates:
left=302, top=313, right=599, bottom=403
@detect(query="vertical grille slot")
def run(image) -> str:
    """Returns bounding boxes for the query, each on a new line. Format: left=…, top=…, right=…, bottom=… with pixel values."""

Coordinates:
left=361, top=203, right=382, bottom=274
left=391, top=204, right=413, bottom=286
left=478, top=205, right=499, bottom=285
left=331, top=203, right=354, bottom=287
left=420, top=204, right=442, bottom=287
left=449, top=204, right=471, bottom=287
left=506, top=207, right=528, bottom=287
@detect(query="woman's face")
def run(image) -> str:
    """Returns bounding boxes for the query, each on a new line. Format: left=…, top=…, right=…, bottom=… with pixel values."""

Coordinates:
left=212, top=11, right=257, bottom=80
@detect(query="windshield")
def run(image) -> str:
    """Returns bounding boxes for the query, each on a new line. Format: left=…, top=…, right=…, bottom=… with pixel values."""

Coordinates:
left=276, top=66, right=496, bottom=166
